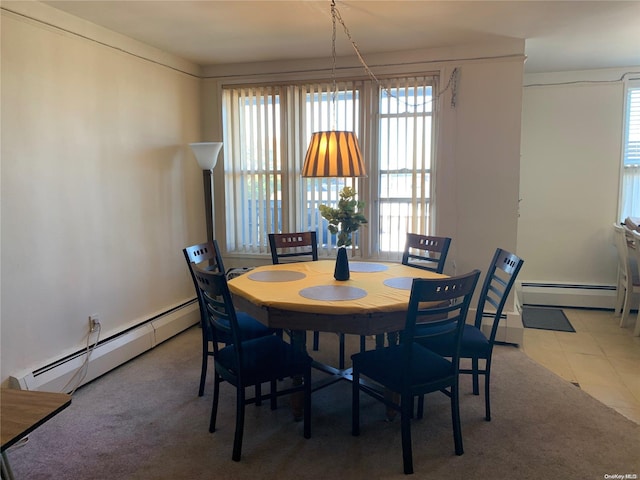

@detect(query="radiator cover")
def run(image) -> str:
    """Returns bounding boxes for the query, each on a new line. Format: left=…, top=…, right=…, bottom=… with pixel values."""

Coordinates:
left=520, top=282, right=617, bottom=309
left=10, top=301, right=199, bottom=393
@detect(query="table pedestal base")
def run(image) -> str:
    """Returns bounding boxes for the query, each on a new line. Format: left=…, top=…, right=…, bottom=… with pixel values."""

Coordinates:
left=288, top=330, right=400, bottom=421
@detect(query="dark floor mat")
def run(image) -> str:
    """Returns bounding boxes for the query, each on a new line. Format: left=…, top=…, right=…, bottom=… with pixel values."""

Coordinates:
left=522, top=306, right=575, bottom=332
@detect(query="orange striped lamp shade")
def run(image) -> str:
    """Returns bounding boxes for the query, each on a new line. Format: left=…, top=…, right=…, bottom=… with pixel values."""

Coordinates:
left=302, top=131, right=367, bottom=178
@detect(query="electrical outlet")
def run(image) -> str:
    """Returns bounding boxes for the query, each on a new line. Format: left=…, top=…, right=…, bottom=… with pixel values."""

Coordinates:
left=89, top=315, right=100, bottom=332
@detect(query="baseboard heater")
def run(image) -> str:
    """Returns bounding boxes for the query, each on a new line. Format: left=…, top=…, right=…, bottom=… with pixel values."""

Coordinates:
left=520, top=282, right=617, bottom=310
left=469, top=308, right=523, bottom=346
left=10, top=300, right=200, bottom=393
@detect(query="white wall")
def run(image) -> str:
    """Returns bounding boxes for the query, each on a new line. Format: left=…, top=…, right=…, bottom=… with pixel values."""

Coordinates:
left=1, top=3, right=528, bottom=384
left=436, top=60, right=523, bottom=278
left=0, top=3, right=206, bottom=384
left=519, top=68, right=637, bottom=306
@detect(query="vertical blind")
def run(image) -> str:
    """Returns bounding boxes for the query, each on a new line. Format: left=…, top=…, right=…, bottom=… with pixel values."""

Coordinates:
left=222, top=75, right=437, bottom=258
left=378, top=77, right=433, bottom=256
left=223, top=86, right=282, bottom=254
left=621, top=82, right=640, bottom=219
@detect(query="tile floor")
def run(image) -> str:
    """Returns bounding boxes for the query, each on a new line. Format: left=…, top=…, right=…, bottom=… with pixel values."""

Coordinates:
left=521, top=308, right=640, bottom=424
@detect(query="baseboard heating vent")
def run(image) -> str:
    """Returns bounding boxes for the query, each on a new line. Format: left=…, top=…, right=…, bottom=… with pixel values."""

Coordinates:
left=520, top=282, right=617, bottom=310
left=10, top=300, right=199, bottom=393
left=467, top=308, right=523, bottom=346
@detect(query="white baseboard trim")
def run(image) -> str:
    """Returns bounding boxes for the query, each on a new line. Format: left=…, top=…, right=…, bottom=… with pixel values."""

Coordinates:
left=468, top=308, right=523, bottom=346
left=520, top=282, right=617, bottom=309
left=10, top=301, right=199, bottom=393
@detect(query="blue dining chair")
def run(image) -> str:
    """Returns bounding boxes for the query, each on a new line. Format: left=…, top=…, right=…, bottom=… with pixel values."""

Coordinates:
left=416, top=248, right=524, bottom=421
left=269, top=231, right=349, bottom=369
left=183, top=240, right=276, bottom=397
left=351, top=270, right=481, bottom=475
left=401, top=233, right=452, bottom=274
left=192, top=266, right=312, bottom=461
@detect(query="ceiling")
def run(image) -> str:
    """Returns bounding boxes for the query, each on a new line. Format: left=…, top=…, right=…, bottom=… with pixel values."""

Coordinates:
left=40, top=0, right=640, bottom=73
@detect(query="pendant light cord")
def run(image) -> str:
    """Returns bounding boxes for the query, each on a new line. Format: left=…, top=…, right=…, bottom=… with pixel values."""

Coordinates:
left=332, top=0, right=459, bottom=109
left=331, top=0, right=338, bottom=129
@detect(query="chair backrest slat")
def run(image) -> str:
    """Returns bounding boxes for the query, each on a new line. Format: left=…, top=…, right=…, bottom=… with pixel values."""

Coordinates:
left=401, top=233, right=451, bottom=273
left=269, top=232, right=318, bottom=264
left=406, top=270, right=481, bottom=372
left=183, top=241, right=225, bottom=273
left=473, top=248, right=524, bottom=343
left=193, top=266, right=243, bottom=362
left=613, top=224, right=633, bottom=281
left=183, top=240, right=227, bottom=339
left=485, top=294, right=501, bottom=311
left=631, top=230, right=640, bottom=283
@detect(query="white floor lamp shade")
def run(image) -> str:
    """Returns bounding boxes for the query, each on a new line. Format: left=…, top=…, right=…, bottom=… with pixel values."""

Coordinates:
left=189, top=142, right=223, bottom=171
left=189, top=142, right=223, bottom=242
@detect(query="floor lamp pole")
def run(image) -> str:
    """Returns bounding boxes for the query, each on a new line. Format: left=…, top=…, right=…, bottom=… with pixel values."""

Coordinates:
left=203, top=170, right=215, bottom=243
left=189, top=142, right=223, bottom=244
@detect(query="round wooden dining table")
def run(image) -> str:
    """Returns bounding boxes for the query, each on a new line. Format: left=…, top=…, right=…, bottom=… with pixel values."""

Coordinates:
left=228, top=259, right=445, bottom=337
left=228, top=259, right=445, bottom=419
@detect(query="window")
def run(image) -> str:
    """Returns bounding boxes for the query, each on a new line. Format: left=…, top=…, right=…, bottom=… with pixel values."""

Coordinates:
left=620, top=80, right=640, bottom=220
left=222, top=75, right=437, bottom=259
left=378, top=79, right=434, bottom=254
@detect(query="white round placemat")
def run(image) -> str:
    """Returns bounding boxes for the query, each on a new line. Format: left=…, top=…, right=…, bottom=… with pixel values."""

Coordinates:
left=383, top=277, right=415, bottom=290
left=248, top=270, right=306, bottom=282
left=299, top=285, right=367, bottom=301
left=348, top=262, right=389, bottom=273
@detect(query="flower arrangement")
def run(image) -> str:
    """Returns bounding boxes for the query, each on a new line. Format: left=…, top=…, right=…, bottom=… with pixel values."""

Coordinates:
left=318, top=186, right=368, bottom=248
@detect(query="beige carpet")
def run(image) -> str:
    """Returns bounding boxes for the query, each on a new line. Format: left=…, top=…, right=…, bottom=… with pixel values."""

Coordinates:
left=5, top=326, right=638, bottom=479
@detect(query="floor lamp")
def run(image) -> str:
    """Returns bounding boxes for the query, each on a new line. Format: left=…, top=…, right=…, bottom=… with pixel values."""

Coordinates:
left=189, top=142, right=223, bottom=243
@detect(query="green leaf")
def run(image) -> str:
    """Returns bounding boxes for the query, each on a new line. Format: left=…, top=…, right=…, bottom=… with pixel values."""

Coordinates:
left=318, top=186, right=368, bottom=247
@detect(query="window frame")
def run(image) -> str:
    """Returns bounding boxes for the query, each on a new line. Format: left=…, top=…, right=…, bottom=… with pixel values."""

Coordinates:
left=619, top=78, right=640, bottom=221
left=220, top=72, right=440, bottom=260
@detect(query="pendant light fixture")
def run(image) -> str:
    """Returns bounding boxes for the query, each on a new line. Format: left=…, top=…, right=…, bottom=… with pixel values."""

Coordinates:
left=301, top=0, right=367, bottom=179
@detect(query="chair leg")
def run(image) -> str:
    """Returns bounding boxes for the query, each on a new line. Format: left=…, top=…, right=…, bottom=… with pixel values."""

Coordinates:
left=484, top=354, right=491, bottom=422
left=198, top=337, right=209, bottom=397
left=351, top=370, right=360, bottom=436
left=255, top=383, right=262, bottom=406
left=614, top=276, right=624, bottom=316
left=416, top=395, right=424, bottom=419
left=209, top=374, right=221, bottom=433
left=339, top=334, right=346, bottom=369
left=484, top=362, right=492, bottom=421
left=621, top=285, right=632, bottom=327
left=270, top=380, right=277, bottom=410
left=400, top=394, right=414, bottom=475
left=471, top=357, right=480, bottom=396
left=232, top=387, right=246, bottom=461
left=313, top=331, right=320, bottom=351
left=451, top=384, right=464, bottom=456
left=303, top=370, right=311, bottom=439
left=359, top=335, right=366, bottom=352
